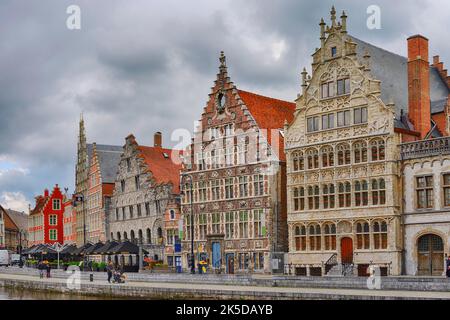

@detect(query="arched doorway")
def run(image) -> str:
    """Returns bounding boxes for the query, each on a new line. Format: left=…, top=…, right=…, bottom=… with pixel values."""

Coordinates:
left=341, top=237, right=353, bottom=264
left=418, top=234, right=444, bottom=276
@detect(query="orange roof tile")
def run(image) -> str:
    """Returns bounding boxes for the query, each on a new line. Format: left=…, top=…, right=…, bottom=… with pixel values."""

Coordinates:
left=137, top=146, right=183, bottom=194
left=30, top=196, right=48, bottom=216
left=3, top=210, right=18, bottom=231
left=237, top=90, right=295, bottom=161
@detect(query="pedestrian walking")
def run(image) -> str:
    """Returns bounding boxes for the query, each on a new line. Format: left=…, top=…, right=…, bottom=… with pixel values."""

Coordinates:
left=106, top=261, right=113, bottom=283
left=38, top=261, right=44, bottom=279
left=46, top=262, right=51, bottom=278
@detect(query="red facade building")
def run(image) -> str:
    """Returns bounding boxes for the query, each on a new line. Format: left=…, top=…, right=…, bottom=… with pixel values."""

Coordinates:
left=28, top=185, right=65, bottom=246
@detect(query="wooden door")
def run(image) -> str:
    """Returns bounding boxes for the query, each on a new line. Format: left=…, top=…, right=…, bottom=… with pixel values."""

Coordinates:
left=418, top=234, right=444, bottom=276
left=341, top=237, right=353, bottom=264
left=226, top=254, right=234, bottom=274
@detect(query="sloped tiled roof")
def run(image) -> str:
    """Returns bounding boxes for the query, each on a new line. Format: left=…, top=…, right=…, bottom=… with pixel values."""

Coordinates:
left=3, top=210, right=18, bottom=231
left=237, top=90, right=295, bottom=161
left=350, top=36, right=449, bottom=122
left=95, top=145, right=123, bottom=183
left=5, top=209, right=28, bottom=230
left=30, top=196, right=48, bottom=216
left=137, top=146, right=183, bottom=193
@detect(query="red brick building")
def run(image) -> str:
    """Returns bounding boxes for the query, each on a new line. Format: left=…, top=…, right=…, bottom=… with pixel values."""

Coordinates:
left=28, top=185, right=65, bottom=246
left=181, top=52, right=295, bottom=274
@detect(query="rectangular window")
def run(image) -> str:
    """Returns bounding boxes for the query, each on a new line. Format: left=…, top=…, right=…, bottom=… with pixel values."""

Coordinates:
left=331, top=46, right=337, bottom=57
left=337, top=110, right=351, bottom=127
left=49, top=215, right=57, bottom=226
left=321, top=113, right=335, bottom=130
left=307, top=116, right=320, bottom=132
left=198, top=181, right=207, bottom=202
left=337, top=78, right=350, bottom=95
left=49, top=229, right=57, bottom=241
left=225, top=212, right=235, bottom=239
left=121, top=180, right=125, bottom=192
left=211, top=213, right=221, bottom=234
left=145, top=202, right=150, bottom=216
left=199, top=214, right=207, bottom=240
left=224, top=124, right=234, bottom=137
left=253, top=175, right=264, bottom=196
left=321, top=82, right=334, bottom=99
left=354, top=107, right=368, bottom=124
left=253, top=209, right=263, bottom=238
left=225, top=178, right=234, bottom=199
left=239, top=211, right=248, bottom=238
left=444, top=174, right=450, bottom=207
left=239, top=176, right=249, bottom=198
left=52, top=199, right=61, bottom=210
left=416, top=176, right=434, bottom=209
left=211, top=180, right=221, bottom=201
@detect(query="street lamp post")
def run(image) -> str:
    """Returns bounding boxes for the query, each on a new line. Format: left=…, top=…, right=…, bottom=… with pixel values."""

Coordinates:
left=181, top=174, right=195, bottom=274
left=73, top=192, right=87, bottom=271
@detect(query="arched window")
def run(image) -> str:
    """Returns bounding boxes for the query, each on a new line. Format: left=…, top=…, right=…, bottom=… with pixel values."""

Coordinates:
left=321, top=146, right=334, bottom=168
left=138, top=229, right=143, bottom=244
left=123, top=231, right=128, bottom=240
left=293, top=187, right=305, bottom=211
left=356, top=221, right=370, bottom=249
left=373, top=221, right=388, bottom=249
left=372, top=178, right=386, bottom=205
left=309, top=224, right=321, bottom=251
left=323, top=184, right=335, bottom=209
left=355, top=180, right=368, bottom=206
left=308, top=186, right=320, bottom=210
left=337, top=144, right=351, bottom=165
left=307, top=149, right=319, bottom=169
left=294, top=225, right=307, bottom=251
left=324, top=223, right=336, bottom=250
left=353, top=141, right=368, bottom=163
left=146, top=228, right=151, bottom=244
left=338, top=182, right=351, bottom=207
left=130, top=230, right=136, bottom=243
left=371, top=139, right=385, bottom=161
left=292, top=152, right=304, bottom=171
left=110, top=232, right=114, bottom=241
left=117, top=232, right=121, bottom=242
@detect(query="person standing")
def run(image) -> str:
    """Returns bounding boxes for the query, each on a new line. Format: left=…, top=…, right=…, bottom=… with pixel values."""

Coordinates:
left=106, top=261, right=113, bottom=283
left=46, top=262, right=51, bottom=278
left=38, top=261, right=44, bottom=279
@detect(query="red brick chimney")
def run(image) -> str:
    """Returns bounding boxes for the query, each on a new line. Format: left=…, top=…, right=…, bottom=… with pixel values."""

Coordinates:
left=154, top=132, right=162, bottom=148
left=407, top=35, right=431, bottom=139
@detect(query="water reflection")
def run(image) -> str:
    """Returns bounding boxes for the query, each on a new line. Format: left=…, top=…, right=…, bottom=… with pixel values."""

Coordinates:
left=0, top=286, right=120, bottom=300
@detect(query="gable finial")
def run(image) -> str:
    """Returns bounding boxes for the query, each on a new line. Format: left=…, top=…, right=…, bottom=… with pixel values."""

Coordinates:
left=330, top=5, right=337, bottom=27
left=341, top=10, right=347, bottom=33
left=319, top=18, right=326, bottom=43
left=219, top=51, right=226, bottom=68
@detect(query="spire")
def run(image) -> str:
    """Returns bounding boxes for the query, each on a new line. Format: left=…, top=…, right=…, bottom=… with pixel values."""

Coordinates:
left=341, top=10, right=347, bottom=33
left=330, top=6, right=337, bottom=27
left=319, top=18, right=326, bottom=44
left=301, top=67, right=308, bottom=94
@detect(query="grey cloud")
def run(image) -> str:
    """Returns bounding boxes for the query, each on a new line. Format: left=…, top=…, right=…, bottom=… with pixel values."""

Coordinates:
left=0, top=0, right=448, bottom=208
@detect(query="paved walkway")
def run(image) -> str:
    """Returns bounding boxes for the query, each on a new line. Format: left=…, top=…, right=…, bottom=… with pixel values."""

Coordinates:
left=1, top=272, right=450, bottom=299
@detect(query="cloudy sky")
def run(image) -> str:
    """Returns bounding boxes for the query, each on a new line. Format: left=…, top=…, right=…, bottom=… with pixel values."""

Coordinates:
left=0, top=0, right=449, bottom=212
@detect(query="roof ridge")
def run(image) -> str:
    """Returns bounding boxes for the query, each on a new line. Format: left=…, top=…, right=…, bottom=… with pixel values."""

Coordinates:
left=349, top=35, right=408, bottom=61
left=237, top=89, right=295, bottom=107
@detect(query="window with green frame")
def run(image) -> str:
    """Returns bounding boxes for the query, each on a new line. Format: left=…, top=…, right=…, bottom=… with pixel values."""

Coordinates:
left=49, top=214, right=57, bottom=226
left=49, top=229, right=57, bottom=241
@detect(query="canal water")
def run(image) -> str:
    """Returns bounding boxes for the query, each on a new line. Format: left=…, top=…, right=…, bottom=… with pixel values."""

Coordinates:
left=0, top=286, right=120, bottom=300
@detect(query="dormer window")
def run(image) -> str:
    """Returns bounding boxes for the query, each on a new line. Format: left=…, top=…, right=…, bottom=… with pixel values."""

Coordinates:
left=331, top=46, right=337, bottom=57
